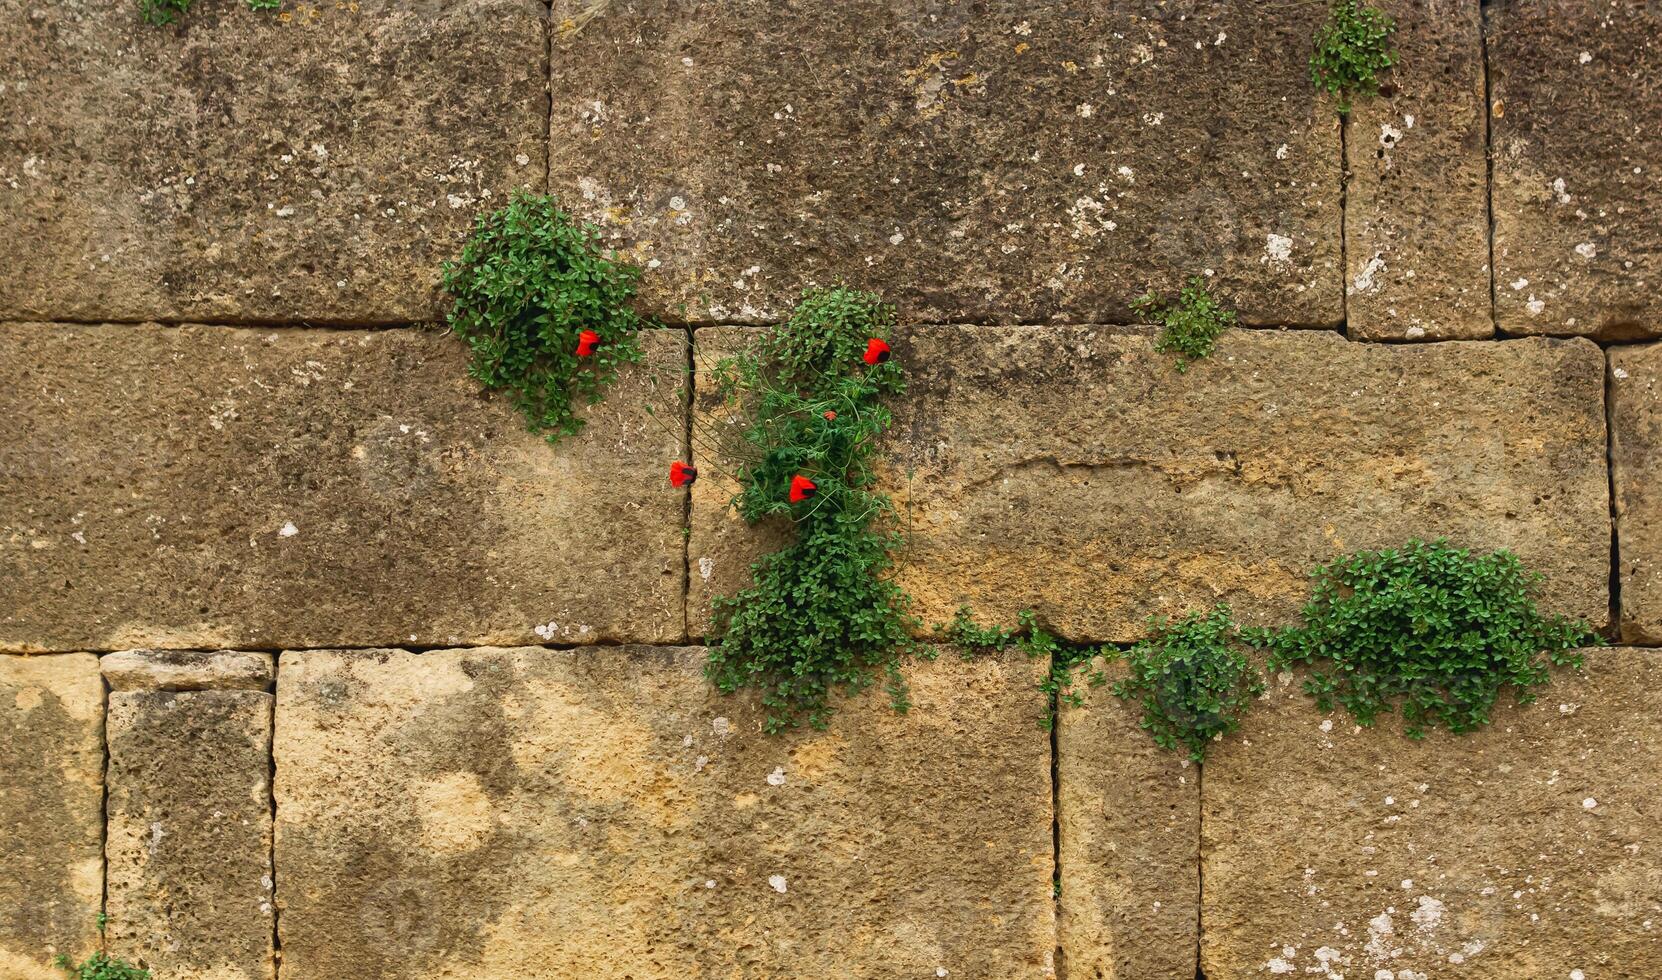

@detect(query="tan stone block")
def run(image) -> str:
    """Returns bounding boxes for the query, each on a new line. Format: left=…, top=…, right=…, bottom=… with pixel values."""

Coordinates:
left=274, top=646, right=1054, bottom=978
left=1057, top=657, right=1198, bottom=979
left=1346, top=0, right=1491, bottom=340
left=106, top=688, right=274, bottom=980
left=0, top=0, right=546, bottom=323
left=102, top=649, right=273, bottom=691
left=0, top=653, right=103, bottom=979
left=0, top=324, right=687, bottom=651
left=690, top=327, right=1607, bottom=642
left=1610, top=343, right=1662, bottom=643
left=1202, top=649, right=1662, bottom=978
left=550, top=0, right=1340, bottom=325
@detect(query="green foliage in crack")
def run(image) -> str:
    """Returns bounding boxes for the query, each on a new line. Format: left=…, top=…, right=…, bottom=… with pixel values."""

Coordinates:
left=1250, top=540, right=1602, bottom=738
left=1310, top=0, right=1397, bottom=114
left=140, top=0, right=281, bottom=25
left=1132, top=276, right=1236, bottom=373
left=443, top=191, right=647, bottom=443
left=940, top=607, right=1106, bottom=731
left=705, top=288, right=918, bottom=732
left=54, top=953, right=149, bottom=980
left=1115, top=604, right=1264, bottom=762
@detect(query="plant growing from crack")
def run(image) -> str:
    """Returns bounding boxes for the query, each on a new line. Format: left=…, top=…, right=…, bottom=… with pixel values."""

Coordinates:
left=140, top=0, right=281, bottom=25
left=1132, top=276, right=1236, bottom=372
left=1310, top=0, right=1397, bottom=114
left=1116, top=604, right=1264, bottom=761
left=54, top=918, right=149, bottom=980
left=940, top=606, right=1108, bottom=731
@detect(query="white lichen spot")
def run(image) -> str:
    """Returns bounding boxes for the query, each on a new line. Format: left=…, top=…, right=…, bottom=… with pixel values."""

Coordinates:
left=1575, top=242, right=1598, bottom=259
left=1579, top=51, right=1592, bottom=64
left=1405, top=325, right=1426, bottom=339
left=533, top=621, right=557, bottom=641
left=768, top=874, right=788, bottom=893
left=668, top=195, right=687, bottom=211
left=1143, top=111, right=1164, bottom=126
left=514, top=153, right=531, bottom=167
left=1553, top=177, right=1572, bottom=204
left=1380, top=123, right=1403, bottom=147
left=1411, top=895, right=1445, bottom=930
left=1077, top=103, right=1094, bottom=118
left=712, top=717, right=731, bottom=737
left=1526, top=295, right=1546, bottom=316
left=1614, top=367, right=1630, bottom=380
left=888, top=230, right=906, bottom=245
left=1511, top=277, right=1530, bottom=290
left=1072, top=163, right=1086, bottom=176
left=1013, top=20, right=1031, bottom=36
left=1264, top=233, right=1294, bottom=265
left=1353, top=254, right=1386, bottom=292
left=1320, top=719, right=1334, bottom=733
left=698, top=556, right=715, bottom=581
left=1571, top=971, right=1586, bottom=980
left=1583, top=796, right=1598, bottom=809
left=937, top=969, right=949, bottom=978
left=1266, top=958, right=1296, bottom=974
left=1276, top=143, right=1290, bottom=160
left=278, top=521, right=299, bottom=538
left=766, top=766, right=787, bottom=786
left=704, top=879, right=717, bottom=888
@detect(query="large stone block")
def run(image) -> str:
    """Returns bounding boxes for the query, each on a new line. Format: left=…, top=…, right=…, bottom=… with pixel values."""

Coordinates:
left=1490, top=1, right=1662, bottom=339
left=1610, top=343, right=1662, bottom=643
left=550, top=0, right=1340, bottom=326
left=106, top=682, right=274, bottom=979
left=1345, top=0, right=1491, bottom=340
left=0, top=654, right=102, bottom=979
left=1057, top=657, right=1198, bottom=979
left=689, top=327, right=1608, bottom=642
left=1201, top=649, right=1662, bottom=978
left=0, top=0, right=546, bottom=323
left=0, top=324, right=686, bottom=651
left=274, top=646, right=1054, bottom=978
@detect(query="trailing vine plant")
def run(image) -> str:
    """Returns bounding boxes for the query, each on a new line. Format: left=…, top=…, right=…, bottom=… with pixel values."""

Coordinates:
left=1310, top=0, right=1398, bottom=114
left=141, top=0, right=280, bottom=25
left=939, top=607, right=1106, bottom=731
left=1116, top=604, right=1263, bottom=761
left=54, top=952, right=149, bottom=980
left=1132, top=276, right=1236, bottom=372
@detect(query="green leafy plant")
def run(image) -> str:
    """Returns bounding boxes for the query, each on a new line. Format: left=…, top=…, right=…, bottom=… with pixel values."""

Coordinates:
left=1132, top=276, right=1236, bottom=372
left=1310, top=0, right=1397, bottom=114
left=443, top=191, right=647, bottom=443
left=940, top=607, right=1106, bottom=730
left=54, top=952, right=149, bottom=980
left=141, top=0, right=282, bottom=24
left=1114, top=604, right=1264, bottom=761
left=704, top=288, right=918, bottom=732
left=1251, top=540, right=1601, bottom=738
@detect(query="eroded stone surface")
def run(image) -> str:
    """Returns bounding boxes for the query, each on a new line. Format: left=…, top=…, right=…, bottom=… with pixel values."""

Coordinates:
left=107, top=689, right=274, bottom=980
left=1346, top=0, right=1491, bottom=340
left=1202, top=649, right=1662, bottom=978
left=102, top=649, right=274, bottom=691
left=1610, top=343, right=1662, bottom=643
left=1490, top=1, right=1662, bottom=339
left=0, top=654, right=102, bottom=979
left=690, top=327, right=1607, bottom=642
left=1057, top=656, right=1198, bottom=979
left=0, top=324, right=685, bottom=651
left=0, top=0, right=545, bottom=323
left=275, top=646, right=1053, bottom=978
left=551, top=0, right=1339, bottom=325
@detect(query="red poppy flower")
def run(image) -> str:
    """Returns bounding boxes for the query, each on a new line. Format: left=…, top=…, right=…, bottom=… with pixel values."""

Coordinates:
left=823, top=410, right=837, bottom=421
left=788, top=474, right=818, bottom=503
left=862, top=337, right=891, bottom=366
left=669, top=461, right=697, bottom=488
left=575, top=329, right=600, bottom=357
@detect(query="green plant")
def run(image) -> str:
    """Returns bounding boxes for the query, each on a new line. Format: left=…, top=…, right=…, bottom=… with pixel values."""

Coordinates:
left=1132, top=276, right=1236, bottom=372
left=1114, top=605, right=1263, bottom=761
left=1310, top=0, right=1397, bottom=114
left=940, top=607, right=1106, bottom=730
left=54, top=952, right=149, bottom=980
left=140, top=0, right=282, bottom=24
left=1251, top=540, right=1601, bottom=738
left=443, top=191, right=647, bottom=443
left=704, top=288, right=918, bottom=732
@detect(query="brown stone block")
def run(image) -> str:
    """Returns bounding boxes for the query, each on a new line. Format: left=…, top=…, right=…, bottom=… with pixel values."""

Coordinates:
left=101, top=649, right=274, bottom=692
left=1610, top=343, right=1662, bottom=643
left=274, top=645, right=1054, bottom=978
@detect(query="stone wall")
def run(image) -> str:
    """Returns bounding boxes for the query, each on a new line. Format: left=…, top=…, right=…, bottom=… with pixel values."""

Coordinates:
left=2, top=2, right=1660, bottom=978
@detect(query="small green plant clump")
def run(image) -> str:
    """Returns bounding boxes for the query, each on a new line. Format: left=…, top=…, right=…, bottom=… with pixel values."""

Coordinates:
left=1132, top=276, right=1236, bottom=372
left=443, top=191, right=647, bottom=443
left=704, top=288, right=918, bottom=732
left=54, top=952, right=150, bottom=980
left=1116, top=605, right=1264, bottom=761
left=1254, top=540, right=1602, bottom=738
left=1310, top=0, right=1397, bottom=114
left=141, top=0, right=280, bottom=25
left=939, top=607, right=1105, bottom=729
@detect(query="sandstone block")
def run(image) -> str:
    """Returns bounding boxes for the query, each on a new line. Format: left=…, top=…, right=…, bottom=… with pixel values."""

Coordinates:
left=551, top=0, right=1340, bottom=325
left=1346, top=0, right=1491, bottom=340
left=106, top=687, right=274, bottom=980
left=102, top=649, right=273, bottom=692
left=1610, top=343, right=1662, bottom=643
left=0, top=324, right=686, bottom=651
left=690, top=327, right=1607, bottom=642
left=274, top=646, right=1054, bottom=978
left=1201, top=649, right=1662, bottom=978
left=0, top=654, right=103, bottom=979
left=1490, top=1, right=1662, bottom=339
left=0, top=0, right=546, bottom=323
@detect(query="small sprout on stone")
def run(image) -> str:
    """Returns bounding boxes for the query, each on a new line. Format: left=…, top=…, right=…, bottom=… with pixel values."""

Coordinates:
left=54, top=950, right=150, bottom=980
left=141, top=0, right=281, bottom=25
left=1113, top=604, right=1264, bottom=761
left=1310, top=0, right=1397, bottom=115
left=1132, top=276, right=1237, bottom=373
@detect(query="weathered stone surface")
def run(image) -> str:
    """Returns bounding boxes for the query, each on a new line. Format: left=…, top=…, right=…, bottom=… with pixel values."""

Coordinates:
left=0, top=0, right=545, bottom=323
left=0, top=654, right=102, bottom=979
left=107, top=688, right=274, bottom=980
left=0, top=324, right=686, bottom=651
left=1202, top=649, right=1662, bottom=978
left=1346, top=0, right=1491, bottom=340
left=1057, top=656, right=1198, bottom=979
left=1610, top=343, right=1662, bottom=643
left=690, top=327, right=1608, bottom=642
left=275, top=646, right=1053, bottom=978
left=551, top=0, right=1340, bottom=326
left=102, top=649, right=274, bottom=691
left=1490, top=1, right=1662, bottom=339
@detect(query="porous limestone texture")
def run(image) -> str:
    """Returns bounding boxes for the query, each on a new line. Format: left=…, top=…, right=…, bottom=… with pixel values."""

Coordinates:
left=0, top=654, right=102, bottom=979
left=101, top=649, right=274, bottom=691
left=1610, top=343, right=1662, bottom=643
left=0, top=324, right=686, bottom=651
left=1057, top=656, right=1198, bottom=979
left=1346, top=0, right=1491, bottom=340
left=0, top=0, right=546, bottom=323
left=106, top=684, right=275, bottom=979
left=689, top=327, right=1607, bottom=642
left=550, top=0, right=1340, bottom=325
left=274, top=646, right=1054, bottom=979
left=1490, top=0, right=1662, bottom=339
left=1201, top=649, right=1662, bottom=978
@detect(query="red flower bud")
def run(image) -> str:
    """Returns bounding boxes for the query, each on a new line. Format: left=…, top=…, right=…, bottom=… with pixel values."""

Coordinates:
left=669, top=461, right=697, bottom=488
left=823, top=410, right=837, bottom=421
left=575, top=329, right=600, bottom=357
left=862, top=337, right=891, bottom=366
left=788, top=474, right=818, bottom=503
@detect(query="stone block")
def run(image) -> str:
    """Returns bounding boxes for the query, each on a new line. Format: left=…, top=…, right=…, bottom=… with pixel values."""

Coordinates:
left=1610, top=343, right=1662, bottom=643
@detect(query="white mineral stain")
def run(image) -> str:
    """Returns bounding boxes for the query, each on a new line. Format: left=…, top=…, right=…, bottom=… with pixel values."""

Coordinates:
left=1583, top=796, right=1598, bottom=809
left=766, top=766, right=787, bottom=786
left=1575, top=242, right=1598, bottom=259
left=698, top=557, right=715, bottom=581
left=768, top=874, right=788, bottom=893
left=1266, top=957, right=1295, bottom=974
left=1265, top=234, right=1294, bottom=264
left=1353, top=254, right=1386, bottom=292
left=1411, top=895, right=1445, bottom=929
left=278, top=522, right=299, bottom=538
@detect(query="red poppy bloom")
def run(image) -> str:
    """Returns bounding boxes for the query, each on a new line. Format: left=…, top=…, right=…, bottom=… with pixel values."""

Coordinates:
left=862, top=337, right=891, bottom=366
left=823, top=410, right=837, bottom=421
left=575, top=329, right=600, bottom=357
left=788, top=474, right=818, bottom=503
left=669, top=461, right=697, bottom=488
